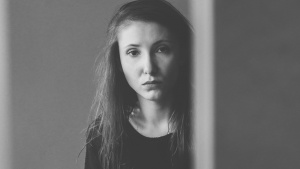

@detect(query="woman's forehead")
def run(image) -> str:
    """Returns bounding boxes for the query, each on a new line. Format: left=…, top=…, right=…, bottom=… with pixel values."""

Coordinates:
left=117, top=21, right=176, bottom=45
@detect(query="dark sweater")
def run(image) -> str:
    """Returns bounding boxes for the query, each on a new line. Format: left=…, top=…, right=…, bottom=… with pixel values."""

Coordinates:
left=84, top=121, right=173, bottom=169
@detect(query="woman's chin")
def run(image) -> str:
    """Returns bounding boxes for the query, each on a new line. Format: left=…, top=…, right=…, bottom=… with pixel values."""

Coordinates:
left=137, top=91, right=164, bottom=102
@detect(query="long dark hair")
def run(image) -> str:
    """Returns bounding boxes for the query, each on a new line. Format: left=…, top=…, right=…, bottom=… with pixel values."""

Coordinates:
left=86, top=0, right=192, bottom=169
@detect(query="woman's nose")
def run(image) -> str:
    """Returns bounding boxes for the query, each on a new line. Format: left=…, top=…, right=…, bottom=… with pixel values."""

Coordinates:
left=142, top=53, right=157, bottom=75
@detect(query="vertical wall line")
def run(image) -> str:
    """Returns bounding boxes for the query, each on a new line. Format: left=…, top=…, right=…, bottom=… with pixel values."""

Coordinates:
left=190, top=0, right=215, bottom=169
left=0, top=0, right=11, bottom=168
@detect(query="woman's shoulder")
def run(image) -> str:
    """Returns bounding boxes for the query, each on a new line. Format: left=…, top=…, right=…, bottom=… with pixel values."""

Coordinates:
left=84, top=128, right=103, bottom=169
left=86, top=127, right=102, bottom=148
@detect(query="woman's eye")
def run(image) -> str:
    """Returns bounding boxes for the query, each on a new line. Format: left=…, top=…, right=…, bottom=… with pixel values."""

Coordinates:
left=126, top=49, right=140, bottom=57
left=156, top=46, right=170, bottom=53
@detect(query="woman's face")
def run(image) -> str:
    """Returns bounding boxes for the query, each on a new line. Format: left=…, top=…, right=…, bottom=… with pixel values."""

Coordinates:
left=118, top=21, right=179, bottom=102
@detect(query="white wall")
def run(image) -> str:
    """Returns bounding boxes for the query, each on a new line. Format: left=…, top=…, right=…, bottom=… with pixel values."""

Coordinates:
left=0, top=0, right=12, bottom=168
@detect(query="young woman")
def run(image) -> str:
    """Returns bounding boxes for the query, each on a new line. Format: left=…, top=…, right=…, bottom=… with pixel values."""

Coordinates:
left=85, top=0, right=192, bottom=169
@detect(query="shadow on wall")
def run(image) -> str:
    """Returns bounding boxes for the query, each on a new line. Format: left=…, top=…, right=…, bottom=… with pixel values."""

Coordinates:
left=215, top=0, right=300, bottom=169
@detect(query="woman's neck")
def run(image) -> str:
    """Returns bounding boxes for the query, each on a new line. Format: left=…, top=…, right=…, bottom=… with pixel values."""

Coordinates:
left=129, top=95, right=174, bottom=137
left=137, top=96, right=173, bottom=125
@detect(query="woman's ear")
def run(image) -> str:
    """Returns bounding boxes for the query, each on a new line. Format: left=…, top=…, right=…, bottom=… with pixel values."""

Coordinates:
left=117, top=55, right=123, bottom=72
left=113, top=42, right=123, bottom=72
left=118, top=63, right=123, bottom=72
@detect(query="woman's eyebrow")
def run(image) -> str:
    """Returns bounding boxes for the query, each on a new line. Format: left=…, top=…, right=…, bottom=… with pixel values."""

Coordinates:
left=125, top=44, right=140, bottom=48
left=153, top=40, right=172, bottom=45
left=125, top=40, right=172, bottom=48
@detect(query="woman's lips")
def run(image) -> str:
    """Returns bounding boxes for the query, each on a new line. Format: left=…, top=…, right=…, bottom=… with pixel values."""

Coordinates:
left=142, top=81, right=162, bottom=89
left=142, top=81, right=162, bottom=85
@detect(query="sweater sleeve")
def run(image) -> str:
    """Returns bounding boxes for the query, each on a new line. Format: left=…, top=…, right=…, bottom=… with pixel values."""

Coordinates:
left=84, top=136, right=102, bottom=169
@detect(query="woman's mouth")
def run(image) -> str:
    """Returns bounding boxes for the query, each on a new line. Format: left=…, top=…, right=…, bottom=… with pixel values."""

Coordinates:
left=142, top=81, right=162, bottom=89
left=142, top=80, right=162, bottom=85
